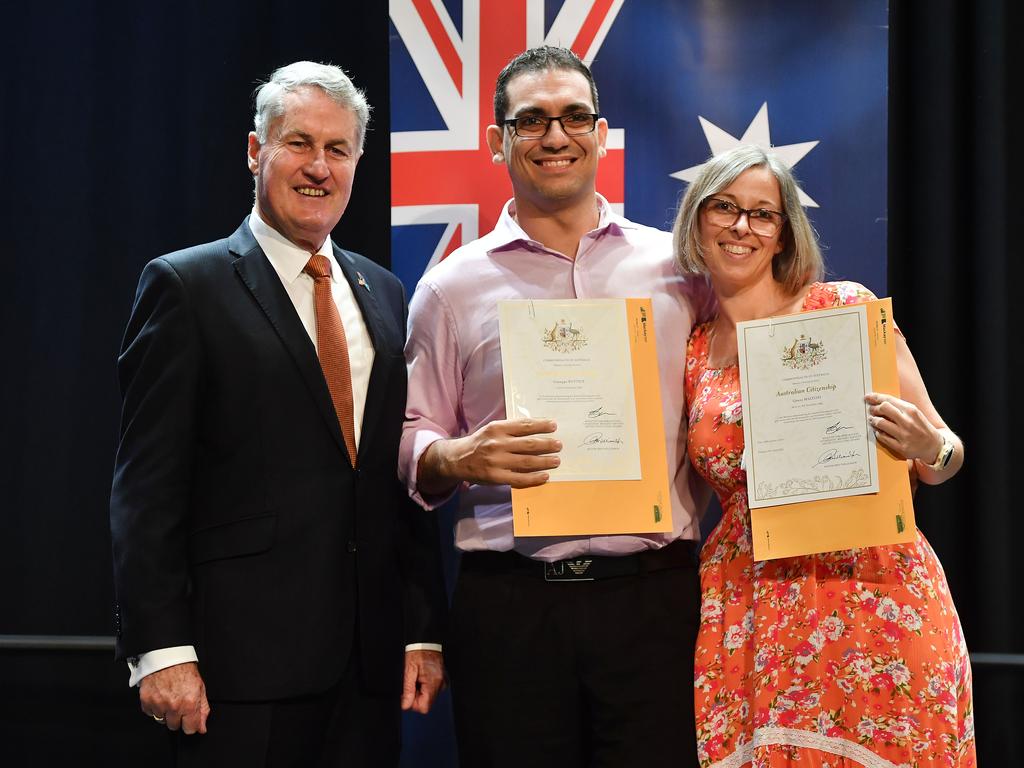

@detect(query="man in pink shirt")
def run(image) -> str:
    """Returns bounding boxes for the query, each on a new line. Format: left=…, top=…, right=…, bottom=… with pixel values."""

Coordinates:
left=401, top=47, right=710, bottom=767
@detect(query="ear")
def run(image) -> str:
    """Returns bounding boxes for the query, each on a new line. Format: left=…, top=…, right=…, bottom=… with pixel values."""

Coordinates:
left=595, top=117, right=609, bottom=158
left=485, top=124, right=506, bottom=164
left=247, top=132, right=261, bottom=175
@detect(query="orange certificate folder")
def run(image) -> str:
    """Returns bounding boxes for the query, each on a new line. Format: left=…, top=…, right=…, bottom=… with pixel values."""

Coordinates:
left=751, top=298, right=916, bottom=560
left=510, top=298, right=672, bottom=537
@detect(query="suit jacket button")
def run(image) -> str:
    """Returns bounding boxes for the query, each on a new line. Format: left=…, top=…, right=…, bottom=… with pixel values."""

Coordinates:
left=347, top=540, right=358, bottom=553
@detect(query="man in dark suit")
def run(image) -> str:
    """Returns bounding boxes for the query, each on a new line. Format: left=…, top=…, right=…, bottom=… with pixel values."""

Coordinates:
left=110, top=61, right=446, bottom=766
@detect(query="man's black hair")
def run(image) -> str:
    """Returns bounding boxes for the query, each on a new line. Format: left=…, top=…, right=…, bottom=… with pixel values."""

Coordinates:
left=493, top=46, right=599, bottom=125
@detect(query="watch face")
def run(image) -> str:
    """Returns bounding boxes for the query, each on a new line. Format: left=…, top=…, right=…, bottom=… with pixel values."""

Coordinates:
left=932, top=438, right=953, bottom=469
left=940, top=442, right=954, bottom=468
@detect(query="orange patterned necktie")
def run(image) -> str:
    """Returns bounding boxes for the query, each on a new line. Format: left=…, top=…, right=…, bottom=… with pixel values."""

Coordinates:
left=304, top=254, right=357, bottom=467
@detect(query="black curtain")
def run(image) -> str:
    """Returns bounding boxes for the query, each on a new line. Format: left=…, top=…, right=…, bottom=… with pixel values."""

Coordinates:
left=0, top=1, right=1018, bottom=764
left=890, top=0, right=1020, bottom=760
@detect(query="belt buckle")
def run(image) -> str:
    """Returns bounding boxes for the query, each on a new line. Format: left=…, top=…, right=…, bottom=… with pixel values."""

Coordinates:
left=544, top=558, right=595, bottom=582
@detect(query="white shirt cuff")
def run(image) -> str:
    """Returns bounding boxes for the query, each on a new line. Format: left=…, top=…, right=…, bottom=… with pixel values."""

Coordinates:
left=127, top=644, right=439, bottom=687
left=405, top=643, right=443, bottom=653
left=127, top=645, right=199, bottom=687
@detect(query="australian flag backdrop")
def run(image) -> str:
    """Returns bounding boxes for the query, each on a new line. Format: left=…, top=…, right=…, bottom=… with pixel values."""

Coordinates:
left=389, top=0, right=888, bottom=298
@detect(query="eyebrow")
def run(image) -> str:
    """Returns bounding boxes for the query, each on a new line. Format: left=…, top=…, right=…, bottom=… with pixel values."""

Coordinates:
left=511, top=102, right=593, bottom=118
left=281, top=129, right=352, bottom=148
left=714, top=193, right=782, bottom=208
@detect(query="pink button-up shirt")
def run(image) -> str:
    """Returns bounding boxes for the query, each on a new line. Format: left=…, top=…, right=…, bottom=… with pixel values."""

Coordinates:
left=401, top=197, right=713, bottom=561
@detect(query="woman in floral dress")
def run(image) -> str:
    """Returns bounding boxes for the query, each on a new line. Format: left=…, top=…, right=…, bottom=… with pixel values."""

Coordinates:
left=672, top=145, right=975, bottom=767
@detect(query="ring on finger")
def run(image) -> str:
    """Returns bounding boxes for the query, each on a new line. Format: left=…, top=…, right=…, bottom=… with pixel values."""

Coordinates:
left=152, top=714, right=165, bottom=723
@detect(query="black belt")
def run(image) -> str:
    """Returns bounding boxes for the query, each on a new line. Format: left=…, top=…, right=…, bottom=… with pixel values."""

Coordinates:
left=460, top=539, right=698, bottom=582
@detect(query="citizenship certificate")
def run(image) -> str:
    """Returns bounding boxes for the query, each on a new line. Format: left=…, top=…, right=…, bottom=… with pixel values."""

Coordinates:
left=498, top=298, right=641, bottom=482
left=496, top=298, right=672, bottom=537
left=737, top=303, right=879, bottom=509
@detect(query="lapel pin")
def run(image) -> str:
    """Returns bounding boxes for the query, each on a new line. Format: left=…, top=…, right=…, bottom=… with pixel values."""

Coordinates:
left=356, top=271, right=370, bottom=291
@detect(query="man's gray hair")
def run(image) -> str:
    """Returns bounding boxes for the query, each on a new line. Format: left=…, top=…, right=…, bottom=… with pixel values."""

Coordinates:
left=253, top=61, right=371, bottom=150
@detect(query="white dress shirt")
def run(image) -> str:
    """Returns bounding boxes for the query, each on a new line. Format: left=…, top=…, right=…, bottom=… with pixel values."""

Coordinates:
left=249, top=208, right=374, bottom=445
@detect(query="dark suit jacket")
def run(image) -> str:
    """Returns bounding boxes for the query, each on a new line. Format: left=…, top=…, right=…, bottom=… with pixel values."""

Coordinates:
left=110, top=218, right=445, bottom=701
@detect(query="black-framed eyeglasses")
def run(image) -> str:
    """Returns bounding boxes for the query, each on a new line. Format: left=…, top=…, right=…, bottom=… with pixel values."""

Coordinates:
left=502, top=112, right=599, bottom=139
left=702, top=196, right=787, bottom=237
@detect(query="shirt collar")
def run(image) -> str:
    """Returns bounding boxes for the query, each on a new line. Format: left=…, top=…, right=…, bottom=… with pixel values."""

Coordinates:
left=248, top=207, right=338, bottom=284
left=488, top=193, right=636, bottom=255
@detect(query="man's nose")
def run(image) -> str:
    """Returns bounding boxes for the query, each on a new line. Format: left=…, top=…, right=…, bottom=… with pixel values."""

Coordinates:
left=540, top=117, right=571, bottom=148
left=304, top=148, right=330, bottom=179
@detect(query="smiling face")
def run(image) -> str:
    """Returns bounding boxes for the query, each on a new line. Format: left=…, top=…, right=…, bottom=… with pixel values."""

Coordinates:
left=698, top=166, right=786, bottom=292
left=246, top=86, right=361, bottom=252
left=486, top=68, right=607, bottom=217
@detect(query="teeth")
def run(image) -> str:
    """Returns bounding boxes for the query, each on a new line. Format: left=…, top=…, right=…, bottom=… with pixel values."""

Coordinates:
left=297, top=188, right=326, bottom=197
left=722, top=244, right=753, bottom=255
left=539, top=159, right=572, bottom=167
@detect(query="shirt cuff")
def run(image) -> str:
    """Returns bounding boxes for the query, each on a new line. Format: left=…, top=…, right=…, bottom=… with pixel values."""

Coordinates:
left=408, top=433, right=460, bottom=510
left=127, top=646, right=199, bottom=687
left=405, top=643, right=443, bottom=653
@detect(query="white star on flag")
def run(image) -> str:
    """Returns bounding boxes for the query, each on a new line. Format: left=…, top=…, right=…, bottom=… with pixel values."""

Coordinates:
left=671, top=102, right=820, bottom=207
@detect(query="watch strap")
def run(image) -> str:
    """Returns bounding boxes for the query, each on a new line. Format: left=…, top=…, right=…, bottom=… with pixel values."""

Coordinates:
left=923, top=434, right=954, bottom=470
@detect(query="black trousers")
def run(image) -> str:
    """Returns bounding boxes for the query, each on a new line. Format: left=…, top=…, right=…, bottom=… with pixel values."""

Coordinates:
left=448, top=542, right=701, bottom=768
left=171, top=652, right=400, bottom=768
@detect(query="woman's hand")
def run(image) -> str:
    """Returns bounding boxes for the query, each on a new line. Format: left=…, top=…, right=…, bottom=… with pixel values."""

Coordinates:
left=864, top=392, right=944, bottom=464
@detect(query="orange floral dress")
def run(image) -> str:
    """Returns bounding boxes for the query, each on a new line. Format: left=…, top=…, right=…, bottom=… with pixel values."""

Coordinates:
left=684, top=282, right=975, bottom=768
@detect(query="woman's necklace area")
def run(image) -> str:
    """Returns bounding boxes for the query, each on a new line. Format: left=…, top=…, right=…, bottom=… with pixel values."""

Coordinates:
left=707, top=294, right=803, bottom=369
left=705, top=319, right=738, bottom=369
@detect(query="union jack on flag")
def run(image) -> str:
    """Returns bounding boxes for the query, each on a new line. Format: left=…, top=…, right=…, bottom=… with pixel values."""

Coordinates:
left=389, top=0, right=627, bottom=290
left=390, top=0, right=889, bottom=296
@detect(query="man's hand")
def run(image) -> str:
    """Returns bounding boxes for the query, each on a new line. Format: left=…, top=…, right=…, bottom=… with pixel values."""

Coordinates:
left=417, top=418, right=561, bottom=496
left=401, top=649, right=445, bottom=714
left=139, top=661, right=211, bottom=734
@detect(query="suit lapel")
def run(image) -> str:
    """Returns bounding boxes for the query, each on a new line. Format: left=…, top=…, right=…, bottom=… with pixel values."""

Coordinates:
left=229, top=221, right=348, bottom=456
left=333, top=245, right=395, bottom=461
